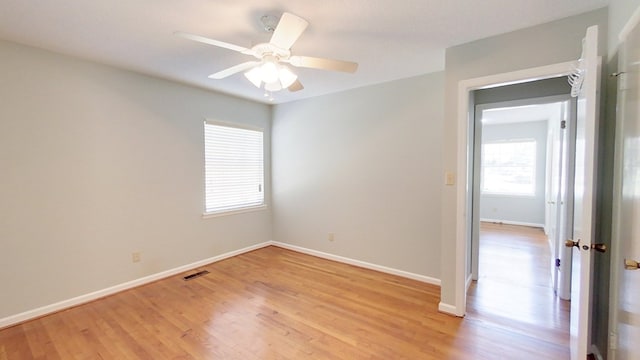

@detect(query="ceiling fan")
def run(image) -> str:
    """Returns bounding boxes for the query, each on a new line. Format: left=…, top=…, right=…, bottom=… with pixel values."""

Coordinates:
left=175, top=12, right=358, bottom=93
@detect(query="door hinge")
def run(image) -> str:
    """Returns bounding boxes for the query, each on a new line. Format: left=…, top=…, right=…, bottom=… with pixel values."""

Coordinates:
left=560, top=120, right=566, bottom=129
left=555, top=258, right=561, bottom=267
left=618, top=72, right=629, bottom=91
left=609, top=331, right=618, bottom=350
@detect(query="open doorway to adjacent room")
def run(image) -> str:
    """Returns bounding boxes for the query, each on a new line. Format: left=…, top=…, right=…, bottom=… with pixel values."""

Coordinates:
left=465, top=80, right=576, bottom=350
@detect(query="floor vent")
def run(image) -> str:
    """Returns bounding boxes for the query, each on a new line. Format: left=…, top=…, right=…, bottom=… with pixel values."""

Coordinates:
left=183, top=270, right=209, bottom=281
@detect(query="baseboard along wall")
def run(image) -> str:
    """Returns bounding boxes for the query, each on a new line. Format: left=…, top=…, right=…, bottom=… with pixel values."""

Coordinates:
left=0, top=241, right=442, bottom=329
left=480, top=219, right=545, bottom=228
left=0, top=242, right=272, bottom=330
left=271, top=242, right=441, bottom=286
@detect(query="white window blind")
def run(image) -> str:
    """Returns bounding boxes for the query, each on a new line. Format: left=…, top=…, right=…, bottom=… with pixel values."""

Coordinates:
left=204, top=121, right=264, bottom=215
left=481, top=139, right=536, bottom=196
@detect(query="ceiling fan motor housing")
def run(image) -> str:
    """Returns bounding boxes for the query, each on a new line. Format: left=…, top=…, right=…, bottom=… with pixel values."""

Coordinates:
left=248, top=43, right=291, bottom=61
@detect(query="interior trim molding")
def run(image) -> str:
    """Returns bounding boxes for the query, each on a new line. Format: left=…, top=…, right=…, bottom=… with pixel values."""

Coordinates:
left=0, top=241, right=273, bottom=330
left=479, top=219, right=545, bottom=228
left=271, top=241, right=441, bottom=286
left=438, top=302, right=461, bottom=317
left=1, top=240, right=442, bottom=329
left=453, top=60, right=576, bottom=318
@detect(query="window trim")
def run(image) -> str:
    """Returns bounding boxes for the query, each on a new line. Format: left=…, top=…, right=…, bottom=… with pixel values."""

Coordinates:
left=201, top=204, right=267, bottom=219
left=202, top=119, right=266, bottom=218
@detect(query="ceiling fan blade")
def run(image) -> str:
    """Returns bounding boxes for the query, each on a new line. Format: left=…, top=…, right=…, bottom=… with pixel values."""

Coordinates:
left=288, top=79, right=304, bottom=92
left=270, top=13, right=309, bottom=50
left=289, top=56, right=358, bottom=73
left=208, top=61, right=260, bottom=79
left=174, top=31, right=252, bottom=54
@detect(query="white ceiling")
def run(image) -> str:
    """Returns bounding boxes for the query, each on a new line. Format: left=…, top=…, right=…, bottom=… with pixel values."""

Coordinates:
left=0, top=0, right=608, bottom=104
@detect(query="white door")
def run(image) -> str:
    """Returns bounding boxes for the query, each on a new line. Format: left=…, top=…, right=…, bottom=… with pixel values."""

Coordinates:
left=549, top=99, right=574, bottom=300
left=612, top=14, right=640, bottom=359
left=556, top=99, right=575, bottom=300
left=568, top=25, right=601, bottom=360
left=546, top=115, right=561, bottom=254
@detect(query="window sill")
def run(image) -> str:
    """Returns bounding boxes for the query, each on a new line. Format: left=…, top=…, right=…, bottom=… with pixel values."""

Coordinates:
left=202, top=204, right=267, bottom=219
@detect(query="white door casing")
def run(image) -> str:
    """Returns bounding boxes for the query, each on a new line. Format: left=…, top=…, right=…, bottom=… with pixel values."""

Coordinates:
left=447, top=60, right=579, bottom=317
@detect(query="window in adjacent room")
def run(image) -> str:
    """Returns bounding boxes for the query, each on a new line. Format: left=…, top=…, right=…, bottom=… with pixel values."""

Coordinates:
left=481, top=139, right=536, bottom=196
left=203, top=121, right=264, bottom=216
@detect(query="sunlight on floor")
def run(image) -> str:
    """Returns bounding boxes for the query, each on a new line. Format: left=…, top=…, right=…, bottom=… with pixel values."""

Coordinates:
left=467, top=223, right=570, bottom=346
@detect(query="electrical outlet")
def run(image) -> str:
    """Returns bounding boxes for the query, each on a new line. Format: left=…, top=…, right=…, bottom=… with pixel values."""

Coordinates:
left=132, top=252, right=141, bottom=263
left=328, top=233, right=335, bottom=242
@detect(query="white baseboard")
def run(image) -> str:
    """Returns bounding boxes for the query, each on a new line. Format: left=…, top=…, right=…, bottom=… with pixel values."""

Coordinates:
left=1, top=241, right=442, bottom=329
left=438, top=302, right=461, bottom=316
left=0, top=241, right=272, bottom=329
left=480, top=219, right=544, bottom=228
left=271, top=242, right=441, bottom=286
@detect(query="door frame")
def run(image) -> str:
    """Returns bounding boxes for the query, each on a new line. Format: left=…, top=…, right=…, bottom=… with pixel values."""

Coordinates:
left=452, top=61, right=576, bottom=316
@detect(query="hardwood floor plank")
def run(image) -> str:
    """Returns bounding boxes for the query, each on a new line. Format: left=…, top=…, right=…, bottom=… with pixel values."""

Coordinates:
left=465, top=222, right=570, bottom=359
left=0, top=243, right=570, bottom=359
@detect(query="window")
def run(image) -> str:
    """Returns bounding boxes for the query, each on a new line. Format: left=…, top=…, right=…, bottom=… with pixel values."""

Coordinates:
left=204, top=121, right=264, bottom=215
left=481, top=139, right=536, bottom=196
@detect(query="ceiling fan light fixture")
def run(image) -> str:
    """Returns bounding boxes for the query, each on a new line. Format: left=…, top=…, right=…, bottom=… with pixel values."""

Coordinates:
left=177, top=12, right=358, bottom=96
left=244, top=61, right=298, bottom=92
left=278, top=66, right=298, bottom=89
left=244, top=67, right=263, bottom=88
left=265, top=81, right=283, bottom=92
left=260, top=60, right=280, bottom=84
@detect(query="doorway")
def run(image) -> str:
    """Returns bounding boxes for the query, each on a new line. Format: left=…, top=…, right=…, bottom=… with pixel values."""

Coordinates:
left=471, top=96, right=576, bottom=300
left=466, top=96, right=575, bottom=350
left=450, top=61, right=578, bottom=315
left=451, top=28, right=603, bottom=358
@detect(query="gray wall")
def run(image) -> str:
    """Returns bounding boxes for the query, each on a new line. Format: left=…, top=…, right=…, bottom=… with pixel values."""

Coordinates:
left=272, top=73, right=444, bottom=280
left=479, top=120, right=548, bottom=226
left=608, top=0, right=640, bottom=56
left=440, top=7, right=608, bottom=309
left=0, top=40, right=273, bottom=319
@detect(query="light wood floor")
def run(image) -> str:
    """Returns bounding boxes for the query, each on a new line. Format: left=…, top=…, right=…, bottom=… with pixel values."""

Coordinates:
left=1, top=239, right=569, bottom=359
left=467, top=222, right=571, bottom=357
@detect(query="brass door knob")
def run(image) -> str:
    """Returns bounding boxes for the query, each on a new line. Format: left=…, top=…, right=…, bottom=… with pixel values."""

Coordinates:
left=624, top=259, right=640, bottom=270
left=591, top=244, right=607, bottom=253
left=565, top=239, right=580, bottom=248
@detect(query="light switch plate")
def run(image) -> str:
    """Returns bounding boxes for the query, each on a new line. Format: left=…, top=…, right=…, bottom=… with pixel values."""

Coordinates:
left=445, top=172, right=455, bottom=186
